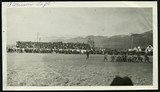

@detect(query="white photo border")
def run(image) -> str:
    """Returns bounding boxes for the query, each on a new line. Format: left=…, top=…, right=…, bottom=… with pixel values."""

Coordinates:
left=2, top=1, right=158, bottom=90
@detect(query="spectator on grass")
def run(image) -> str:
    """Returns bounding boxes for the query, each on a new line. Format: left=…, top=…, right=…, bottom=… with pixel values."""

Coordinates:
left=122, top=53, right=127, bottom=62
left=144, top=53, right=149, bottom=63
left=103, top=52, right=108, bottom=62
left=137, top=53, right=142, bottom=62
left=111, top=53, right=116, bottom=62
left=86, top=50, right=90, bottom=60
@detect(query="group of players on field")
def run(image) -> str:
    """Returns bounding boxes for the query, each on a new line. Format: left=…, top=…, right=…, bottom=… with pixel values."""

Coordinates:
left=104, top=52, right=150, bottom=63
left=86, top=51, right=150, bottom=63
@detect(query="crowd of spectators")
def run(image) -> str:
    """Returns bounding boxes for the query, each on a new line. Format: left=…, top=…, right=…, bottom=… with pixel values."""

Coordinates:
left=7, top=41, right=91, bottom=54
left=7, top=41, right=153, bottom=56
left=16, top=41, right=91, bottom=50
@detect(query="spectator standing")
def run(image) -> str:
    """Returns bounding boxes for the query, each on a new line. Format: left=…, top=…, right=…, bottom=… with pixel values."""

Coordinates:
left=103, top=52, right=108, bottom=62
left=144, top=53, right=149, bottom=63
left=86, top=50, right=90, bottom=60
left=111, top=53, right=116, bottom=62
left=122, top=52, right=127, bottom=62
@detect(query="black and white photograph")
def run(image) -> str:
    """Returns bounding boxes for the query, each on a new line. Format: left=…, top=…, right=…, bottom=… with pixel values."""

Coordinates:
left=2, top=1, right=158, bottom=90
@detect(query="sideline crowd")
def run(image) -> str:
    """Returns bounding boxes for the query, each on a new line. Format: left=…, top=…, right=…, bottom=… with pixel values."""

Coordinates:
left=7, top=41, right=153, bottom=56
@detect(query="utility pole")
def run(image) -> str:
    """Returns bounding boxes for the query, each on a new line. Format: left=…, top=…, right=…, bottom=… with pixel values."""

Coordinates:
left=131, top=36, right=133, bottom=49
left=37, top=32, right=39, bottom=42
left=39, top=37, right=41, bottom=42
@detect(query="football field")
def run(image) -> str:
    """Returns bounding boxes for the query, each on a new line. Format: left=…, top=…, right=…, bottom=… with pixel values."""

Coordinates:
left=7, top=53, right=153, bottom=86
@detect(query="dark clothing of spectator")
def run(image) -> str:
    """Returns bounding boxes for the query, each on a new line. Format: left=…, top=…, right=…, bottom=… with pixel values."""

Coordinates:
left=86, top=51, right=89, bottom=60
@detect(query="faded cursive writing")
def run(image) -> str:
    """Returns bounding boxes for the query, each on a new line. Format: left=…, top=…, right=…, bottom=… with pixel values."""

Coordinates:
left=7, top=2, right=33, bottom=7
left=7, top=2, right=51, bottom=8
left=36, top=2, right=51, bottom=8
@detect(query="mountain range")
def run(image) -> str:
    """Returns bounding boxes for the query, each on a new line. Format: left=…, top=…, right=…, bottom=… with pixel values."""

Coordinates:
left=51, top=30, right=153, bottom=49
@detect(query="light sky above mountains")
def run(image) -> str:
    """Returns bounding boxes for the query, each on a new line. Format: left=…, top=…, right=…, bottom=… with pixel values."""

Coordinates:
left=7, top=8, right=152, bottom=45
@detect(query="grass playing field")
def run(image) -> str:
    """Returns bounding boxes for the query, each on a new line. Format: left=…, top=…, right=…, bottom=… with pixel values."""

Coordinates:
left=7, top=53, right=153, bottom=86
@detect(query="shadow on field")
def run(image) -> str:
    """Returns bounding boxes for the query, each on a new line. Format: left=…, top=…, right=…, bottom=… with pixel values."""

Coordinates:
left=110, top=76, right=133, bottom=86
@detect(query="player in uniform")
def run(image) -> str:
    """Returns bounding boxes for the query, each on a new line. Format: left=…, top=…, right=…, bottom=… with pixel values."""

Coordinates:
left=144, top=53, right=149, bottom=63
left=86, top=50, right=89, bottom=60
left=122, top=52, right=127, bottom=62
left=111, top=53, right=116, bottom=62
left=103, top=52, right=108, bottom=62
left=137, top=53, right=142, bottom=62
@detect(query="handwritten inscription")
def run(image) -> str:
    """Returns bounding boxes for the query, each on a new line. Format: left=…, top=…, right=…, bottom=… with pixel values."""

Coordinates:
left=7, top=2, right=51, bottom=8
left=7, top=2, right=33, bottom=7
left=37, top=2, right=51, bottom=8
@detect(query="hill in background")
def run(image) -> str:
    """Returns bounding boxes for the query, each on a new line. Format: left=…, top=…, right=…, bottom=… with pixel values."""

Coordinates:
left=52, top=30, right=153, bottom=49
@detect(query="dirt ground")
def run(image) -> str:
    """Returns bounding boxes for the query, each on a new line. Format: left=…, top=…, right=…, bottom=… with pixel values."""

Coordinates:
left=7, top=53, right=153, bottom=86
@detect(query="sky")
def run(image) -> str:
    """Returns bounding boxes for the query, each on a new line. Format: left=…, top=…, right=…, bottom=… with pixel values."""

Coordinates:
left=6, top=8, right=152, bottom=45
